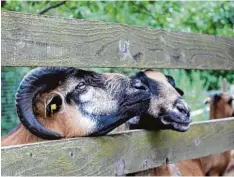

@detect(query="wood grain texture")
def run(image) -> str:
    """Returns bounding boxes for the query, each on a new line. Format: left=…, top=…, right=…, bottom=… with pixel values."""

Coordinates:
left=2, top=11, right=234, bottom=69
left=2, top=117, right=234, bottom=176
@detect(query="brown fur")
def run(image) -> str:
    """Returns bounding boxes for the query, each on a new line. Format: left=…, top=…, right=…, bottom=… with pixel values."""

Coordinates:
left=1, top=105, right=93, bottom=146
left=200, top=151, right=231, bottom=176
left=2, top=84, right=96, bottom=146
left=144, top=70, right=168, bottom=82
left=209, top=93, right=233, bottom=120
left=2, top=125, right=40, bottom=146
left=199, top=93, right=233, bottom=176
left=146, top=160, right=204, bottom=176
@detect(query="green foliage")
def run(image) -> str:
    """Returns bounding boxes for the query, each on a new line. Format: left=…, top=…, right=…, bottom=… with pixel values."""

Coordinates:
left=1, top=67, right=32, bottom=135
left=1, top=1, right=233, bottom=135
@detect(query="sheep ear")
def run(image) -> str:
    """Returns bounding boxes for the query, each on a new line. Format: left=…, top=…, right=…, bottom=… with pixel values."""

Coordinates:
left=175, top=87, right=184, bottom=96
left=45, top=93, right=63, bottom=117
left=165, top=75, right=176, bottom=87
left=204, top=97, right=211, bottom=104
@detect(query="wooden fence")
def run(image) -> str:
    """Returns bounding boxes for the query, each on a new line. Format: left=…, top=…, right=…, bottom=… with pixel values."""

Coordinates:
left=1, top=11, right=234, bottom=176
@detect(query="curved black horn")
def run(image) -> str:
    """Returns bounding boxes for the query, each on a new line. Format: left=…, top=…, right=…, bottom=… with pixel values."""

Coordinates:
left=15, top=67, right=76, bottom=140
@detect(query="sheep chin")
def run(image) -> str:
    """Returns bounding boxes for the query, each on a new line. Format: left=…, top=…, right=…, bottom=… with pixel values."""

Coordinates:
left=160, top=116, right=191, bottom=132
left=171, top=122, right=191, bottom=132
left=160, top=118, right=171, bottom=125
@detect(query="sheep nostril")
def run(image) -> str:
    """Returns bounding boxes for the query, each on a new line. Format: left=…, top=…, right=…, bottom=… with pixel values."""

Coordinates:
left=175, top=101, right=190, bottom=116
left=176, top=104, right=187, bottom=114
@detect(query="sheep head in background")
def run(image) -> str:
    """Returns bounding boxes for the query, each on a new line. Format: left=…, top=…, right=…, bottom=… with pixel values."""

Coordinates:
left=201, top=92, right=234, bottom=176
left=2, top=67, right=151, bottom=146
left=128, top=69, right=191, bottom=132
left=205, top=93, right=234, bottom=119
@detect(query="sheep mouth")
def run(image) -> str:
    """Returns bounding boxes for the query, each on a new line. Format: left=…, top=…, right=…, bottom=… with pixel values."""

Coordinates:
left=159, top=114, right=192, bottom=132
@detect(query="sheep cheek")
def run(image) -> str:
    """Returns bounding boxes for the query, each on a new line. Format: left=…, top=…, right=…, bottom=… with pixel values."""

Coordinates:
left=83, top=89, right=119, bottom=116
left=65, top=106, right=97, bottom=136
left=95, top=90, right=119, bottom=115
left=148, top=95, right=175, bottom=117
left=74, top=116, right=97, bottom=135
left=148, top=97, right=162, bottom=117
left=79, top=89, right=93, bottom=102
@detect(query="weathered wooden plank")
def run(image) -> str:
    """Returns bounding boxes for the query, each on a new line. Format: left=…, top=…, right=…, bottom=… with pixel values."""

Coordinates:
left=2, top=117, right=234, bottom=176
left=2, top=11, right=234, bottom=69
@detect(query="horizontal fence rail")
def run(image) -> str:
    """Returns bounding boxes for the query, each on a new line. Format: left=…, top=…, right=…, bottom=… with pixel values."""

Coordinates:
left=2, top=11, right=234, bottom=69
left=2, top=117, right=234, bottom=176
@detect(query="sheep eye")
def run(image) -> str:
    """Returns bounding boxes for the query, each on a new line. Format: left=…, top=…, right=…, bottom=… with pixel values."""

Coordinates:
left=76, top=82, right=86, bottom=90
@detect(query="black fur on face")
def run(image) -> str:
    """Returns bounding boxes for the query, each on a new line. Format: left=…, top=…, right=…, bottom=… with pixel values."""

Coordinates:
left=130, top=71, right=160, bottom=96
left=128, top=71, right=191, bottom=132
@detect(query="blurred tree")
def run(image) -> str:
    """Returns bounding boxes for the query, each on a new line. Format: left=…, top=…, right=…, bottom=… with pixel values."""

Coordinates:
left=1, top=67, right=32, bottom=135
